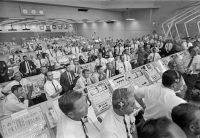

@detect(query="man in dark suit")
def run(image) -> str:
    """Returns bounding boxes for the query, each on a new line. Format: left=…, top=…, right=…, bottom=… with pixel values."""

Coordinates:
left=0, top=60, right=9, bottom=83
left=104, top=62, right=116, bottom=79
left=19, top=55, right=36, bottom=77
left=60, top=64, right=75, bottom=94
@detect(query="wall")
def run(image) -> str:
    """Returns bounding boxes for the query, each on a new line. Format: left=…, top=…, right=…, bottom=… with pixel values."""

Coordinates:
left=0, top=24, right=74, bottom=33
left=76, top=1, right=192, bottom=39
left=76, top=9, right=153, bottom=39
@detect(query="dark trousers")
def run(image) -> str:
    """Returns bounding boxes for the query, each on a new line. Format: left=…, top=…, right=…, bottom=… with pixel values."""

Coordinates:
left=182, top=73, right=198, bottom=101
left=0, top=73, right=9, bottom=83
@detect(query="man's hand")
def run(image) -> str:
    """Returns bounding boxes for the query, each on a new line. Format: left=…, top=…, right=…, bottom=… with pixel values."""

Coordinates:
left=22, top=93, right=28, bottom=99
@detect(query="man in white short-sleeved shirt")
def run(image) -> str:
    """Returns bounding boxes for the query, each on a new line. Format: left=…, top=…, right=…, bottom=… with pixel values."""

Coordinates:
left=134, top=70, right=186, bottom=121
left=44, top=71, right=62, bottom=99
left=101, top=87, right=138, bottom=138
left=95, top=52, right=108, bottom=70
left=2, top=72, right=32, bottom=94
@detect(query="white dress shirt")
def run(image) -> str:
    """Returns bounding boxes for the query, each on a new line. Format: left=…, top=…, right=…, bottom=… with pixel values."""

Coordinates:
left=2, top=79, right=31, bottom=93
left=117, top=61, right=132, bottom=74
left=95, top=58, right=108, bottom=70
left=148, top=53, right=161, bottom=62
left=124, top=54, right=131, bottom=62
left=44, top=80, right=62, bottom=98
left=56, top=112, right=100, bottom=138
left=187, top=55, right=200, bottom=74
left=135, top=83, right=186, bottom=120
left=34, top=59, right=47, bottom=68
left=101, top=109, right=136, bottom=138
left=74, top=76, right=92, bottom=90
left=3, top=93, right=28, bottom=116
left=71, top=46, right=81, bottom=54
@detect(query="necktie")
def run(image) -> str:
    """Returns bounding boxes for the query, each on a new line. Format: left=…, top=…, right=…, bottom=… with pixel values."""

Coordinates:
left=100, top=59, right=102, bottom=66
left=123, top=116, right=131, bottom=138
left=47, top=57, right=51, bottom=66
left=13, top=55, right=14, bottom=60
left=68, top=72, right=73, bottom=85
left=39, top=59, right=42, bottom=67
left=75, top=65, right=77, bottom=73
left=152, top=53, right=155, bottom=61
left=187, top=57, right=194, bottom=68
left=26, top=61, right=31, bottom=73
left=109, top=70, right=112, bottom=77
left=123, top=62, right=126, bottom=72
left=75, top=46, right=77, bottom=53
left=80, top=119, right=89, bottom=138
left=49, top=49, right=53, bottom=57
left=51, top=81, right=57, bottom=91
left=85, top=79, right=88, bottom=86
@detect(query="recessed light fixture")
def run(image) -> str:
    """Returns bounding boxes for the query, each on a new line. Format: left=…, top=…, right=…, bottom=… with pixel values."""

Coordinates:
left=9, top=18, right=25, bottom=20
left=125, top=18, right=135, bottom=21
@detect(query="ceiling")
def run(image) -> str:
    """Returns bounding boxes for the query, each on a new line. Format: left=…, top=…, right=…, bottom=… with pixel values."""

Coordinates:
left=1, top=0, right=199, bottom=26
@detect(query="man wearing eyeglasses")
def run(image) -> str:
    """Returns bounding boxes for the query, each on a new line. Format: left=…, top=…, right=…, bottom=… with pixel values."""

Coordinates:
left=101, top=87, right=138, bottom=138
left=57, top=91, right=100, bottom=138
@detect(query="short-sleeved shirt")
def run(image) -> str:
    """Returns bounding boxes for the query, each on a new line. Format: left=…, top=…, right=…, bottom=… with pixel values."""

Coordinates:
left=135, top=83, right=186, bottom=120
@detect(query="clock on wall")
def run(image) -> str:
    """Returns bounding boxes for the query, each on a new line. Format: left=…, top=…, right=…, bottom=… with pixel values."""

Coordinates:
left=31, top=9, right=36, bottom=15
left=22, top=9, right=28, bottom=14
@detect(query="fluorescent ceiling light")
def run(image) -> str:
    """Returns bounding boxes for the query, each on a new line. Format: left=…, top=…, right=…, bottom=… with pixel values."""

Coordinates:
left=87, top=21, right=93, bottom=23
left=125, top=18, right=135, bottom=21
left=9, top=18, right=25, bottom=20
left=110, top=20, right=118, bottom=22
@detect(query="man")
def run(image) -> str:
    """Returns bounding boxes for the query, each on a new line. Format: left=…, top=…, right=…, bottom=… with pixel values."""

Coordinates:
left=183, top=46, right=200, bottom=101
left=57, top=91, right=100, bottom=138
left=104, top=62, right=116, bottom=78
left=98, top=43, right=106, bottom=58
left=34, top=54, right=47, bottom=74
left=139, top=117, right=187, bottom=138
left=45, top=53, right=56, bottom=71
left=44, top=71, right=62, bottom=99
left=117, top=55, right=132, bottom=74
left=112, top=55, right=120, bottom=75
left=79, top=55, right=87, bottom=65
left=101, top=87, right=137, bottom=138
left=3, top=85, right=31, bottom=116
left=137, top=47, right=148, bottom=66
left=123, top=49, right=131, bottom=62
left=147, top=47, right=161, bottom=62
left=71, top=58, right=81, bottom=77
left=130, top=48, right=138, bottom=69
left=95, top=52, right=108, bottom=70
left=87, top=51, right=96, bottom=63
left=172, top=103, right=200, bottom=138
left=134, top=70, right=186, bottom=121
left=91, top=65, right=106, bottom=84
left=0, top=60, right=9, bottom=83
left=73, top=69, right=92, bottom=90
left=19, top=55, right=36, bottom=77
left=2, top=72, right=32, bottom=94
left=38, top=66, right=48, bottom=86
left=45, top=44, right=55, bottom=58
left=60, top=64, right=75, bottom=94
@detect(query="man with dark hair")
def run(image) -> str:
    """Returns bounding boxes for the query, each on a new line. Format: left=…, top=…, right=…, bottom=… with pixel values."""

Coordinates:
left=95, top=52, right=108, bottom=70
left=91, top=65, right=106, bottom=84
left=0, top=60, right=9, bottom=83
left=60, top=63, right=75, bottom=94
left=57, top=91, right=99, bottom=138
left=139, top=117, right=186, bottom=138
left=134, top=70, right=186, bottom=121
left=44, top=71, right=62, bottom=99
left=172, top=103, right=200, bottom=138
left=101, top=87, right=138, bottom=138
left=117, top=55, right=132, bottom=74
left=3, top=85, right=30, bottom=116
left=73, top=69, right=92, bottom=90
left=33, top=54, right=47, bottom=74
left=104, top=62, right=116, bottom=78
left=19, top=55, right=36, bottom=77
left=183, top=46, right=200, bottom=101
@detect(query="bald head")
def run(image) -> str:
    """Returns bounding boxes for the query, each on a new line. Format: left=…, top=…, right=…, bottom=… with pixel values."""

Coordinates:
left=112, top=87, right=135, bottom=115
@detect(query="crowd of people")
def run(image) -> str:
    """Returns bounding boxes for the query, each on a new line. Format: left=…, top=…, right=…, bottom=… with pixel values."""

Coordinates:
left=0, top=33, right=200, bottom=138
